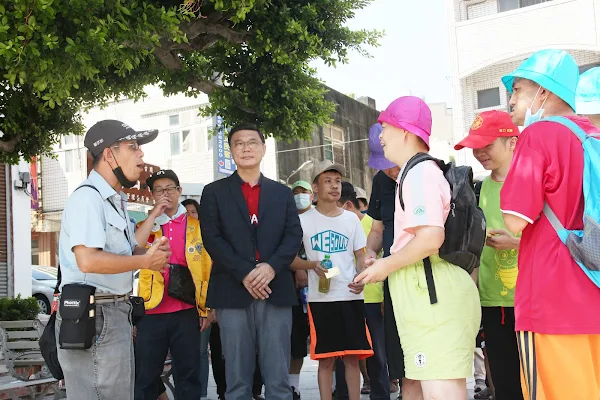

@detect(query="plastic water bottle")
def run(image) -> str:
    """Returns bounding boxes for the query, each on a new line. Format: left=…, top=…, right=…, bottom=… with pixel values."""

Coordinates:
left=318, top=255, right=333, bottom=293
left=300, top=287, right=309, bottom=313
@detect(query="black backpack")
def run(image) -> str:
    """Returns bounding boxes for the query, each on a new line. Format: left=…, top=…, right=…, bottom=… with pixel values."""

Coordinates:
left=39, top=266, right=64, bottom=380
left=398, top=153, right=486, bottom=304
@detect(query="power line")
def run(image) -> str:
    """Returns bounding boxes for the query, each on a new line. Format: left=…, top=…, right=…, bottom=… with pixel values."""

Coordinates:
left=274, top=138, right=369, bottom=154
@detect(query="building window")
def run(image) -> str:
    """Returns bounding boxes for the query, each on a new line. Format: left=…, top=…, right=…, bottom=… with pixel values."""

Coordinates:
left=182, top=130, right=192, bottom=152
left=169, top=114, right=180, bottom=127
left=170, top=129, right=195, bottom=156
left=31, top=239, right=39, bottom=265
left=477, top=88, right=501, bottom=109
left=170, top=132, right=181, bottom=156
left=323, top=125, right=345, bottom=168
left=65, top=150, right=76, bottom=173
left=499, top=0, right=551, bottom=12
left=63, top=135, right=74, bottom=146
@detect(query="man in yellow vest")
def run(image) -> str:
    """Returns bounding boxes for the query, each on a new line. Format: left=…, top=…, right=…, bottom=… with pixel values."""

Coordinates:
left=134, top=169, right=212, bottom=400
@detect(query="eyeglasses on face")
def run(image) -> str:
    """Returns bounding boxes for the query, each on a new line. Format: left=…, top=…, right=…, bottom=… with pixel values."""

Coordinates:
left=111, top=142, right=141, bottom=152
left=232, top=140, right=262, bottom=151
left=152, top=186, right=179, bottom=196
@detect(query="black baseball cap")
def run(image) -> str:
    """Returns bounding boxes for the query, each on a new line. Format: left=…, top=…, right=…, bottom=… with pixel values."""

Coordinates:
left=341, top=182, right=357, bottom=199
left=146, top=169, right=180, bottom=191
left=84, top=120, right=159, bottom=157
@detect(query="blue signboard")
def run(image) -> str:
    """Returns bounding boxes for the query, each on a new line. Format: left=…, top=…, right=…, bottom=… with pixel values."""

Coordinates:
left=215, top=116, right=237, bottom=176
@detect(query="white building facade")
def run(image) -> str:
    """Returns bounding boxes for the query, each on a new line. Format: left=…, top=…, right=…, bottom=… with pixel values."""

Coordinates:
left=446, top=0, right=600, bottom=175
left=37, top=86, right=278, bottom=221
left=33, top=86, right=278, bottom=264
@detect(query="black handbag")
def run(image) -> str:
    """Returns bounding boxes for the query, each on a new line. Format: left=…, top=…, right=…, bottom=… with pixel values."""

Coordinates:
left=39, top=266, right=64, bottom=380
left=167, top=264, right=196, bottom=305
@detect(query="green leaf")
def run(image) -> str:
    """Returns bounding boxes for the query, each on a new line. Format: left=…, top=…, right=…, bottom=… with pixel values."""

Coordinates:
left=0, top=0, right=379, bottom=164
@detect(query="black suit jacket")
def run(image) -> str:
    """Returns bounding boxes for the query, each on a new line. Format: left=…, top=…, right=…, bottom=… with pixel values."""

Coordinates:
left=199, top=172, right=302, bottom=308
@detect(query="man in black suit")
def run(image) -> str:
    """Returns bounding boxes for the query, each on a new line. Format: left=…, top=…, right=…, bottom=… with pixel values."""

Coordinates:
left=200, top=123, right=302, bottom=400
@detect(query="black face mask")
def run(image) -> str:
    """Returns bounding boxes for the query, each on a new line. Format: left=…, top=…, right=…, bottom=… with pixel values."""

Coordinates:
left=108, top=148, right=137, bottom=189
left=113, top=166, right=137, bottom=189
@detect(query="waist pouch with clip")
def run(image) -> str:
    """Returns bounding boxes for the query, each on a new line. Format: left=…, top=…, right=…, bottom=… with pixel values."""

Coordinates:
left=59, top=284, right=96, bottom=350
left=168, top=264, right=196, bottom=305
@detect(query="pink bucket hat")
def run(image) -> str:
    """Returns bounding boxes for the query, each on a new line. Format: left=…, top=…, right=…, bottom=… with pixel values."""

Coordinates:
left=378, top=96, right=432, bottom=148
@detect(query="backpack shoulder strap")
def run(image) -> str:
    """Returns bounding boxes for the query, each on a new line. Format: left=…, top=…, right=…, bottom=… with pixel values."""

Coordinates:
left=54, top=265, right=61, bottom=295
left=543, top=116, right=589, bottom=143
left=398, top=153, right=438, bottom=210
left=76, top=184, right=101, bottom=195
left=540, top=116, right=590, bottom=243
left=474, top=180, right=483, bottom=205
left=53, top=184, right=102, bottom=293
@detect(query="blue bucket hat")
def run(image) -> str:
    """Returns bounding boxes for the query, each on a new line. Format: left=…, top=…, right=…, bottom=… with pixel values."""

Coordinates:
left=501, top=49, right=579, bottom=111
left=576, top=67, right=600, bottom=115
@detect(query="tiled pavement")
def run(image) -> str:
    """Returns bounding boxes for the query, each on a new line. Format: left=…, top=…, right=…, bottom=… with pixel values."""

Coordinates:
left=46, top=356, right=478, bottom=399
left=195, top=357, right=477, bottom=400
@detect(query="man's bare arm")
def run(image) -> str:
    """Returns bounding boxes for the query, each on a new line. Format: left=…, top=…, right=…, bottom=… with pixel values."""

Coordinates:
left=367, top=220, right=384, bottom=258
left=354, top=248, right=367, bottom=273
left=74, top=241, right=169, bottom=274
left=290, top=256, right=318, bottom=271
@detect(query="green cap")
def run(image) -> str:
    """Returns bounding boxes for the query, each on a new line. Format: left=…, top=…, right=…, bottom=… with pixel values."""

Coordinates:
left=291, top=180, right=312, bottom=192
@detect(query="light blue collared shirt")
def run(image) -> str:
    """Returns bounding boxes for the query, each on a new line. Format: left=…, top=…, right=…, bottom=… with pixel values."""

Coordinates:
left=59, top=170, right=138, bottom=294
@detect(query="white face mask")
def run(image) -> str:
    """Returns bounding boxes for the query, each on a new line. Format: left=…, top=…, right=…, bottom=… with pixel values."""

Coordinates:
left=524, top=86, right=548, bottom=127
left=294, top=193, right=312, bottom=210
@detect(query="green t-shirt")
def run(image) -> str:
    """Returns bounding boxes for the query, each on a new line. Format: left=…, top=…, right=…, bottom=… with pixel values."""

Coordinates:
left=478, top=177, right=519, bottom=307
left=360, top=214, right=384, bottom=304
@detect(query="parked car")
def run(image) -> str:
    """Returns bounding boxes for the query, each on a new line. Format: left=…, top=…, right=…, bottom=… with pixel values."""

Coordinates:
left=32, top=267, right=57, bottom=314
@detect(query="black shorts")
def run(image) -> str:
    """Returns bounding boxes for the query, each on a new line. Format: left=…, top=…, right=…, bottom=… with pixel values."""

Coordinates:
left=291, top=304, right=309, bottom=359
left=308, top=300, right=373, bottom=360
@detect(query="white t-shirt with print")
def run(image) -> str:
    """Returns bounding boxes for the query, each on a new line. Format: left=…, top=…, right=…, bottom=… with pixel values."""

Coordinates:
left=299, top=208, right=367, bottom=303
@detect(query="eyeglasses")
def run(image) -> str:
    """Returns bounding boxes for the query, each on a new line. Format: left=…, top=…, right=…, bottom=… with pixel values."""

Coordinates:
left=111, top=142, right=141, bottom=152
left=232, top=140, right=262, bottom=151
left=152, top=186, right=179, bottom=196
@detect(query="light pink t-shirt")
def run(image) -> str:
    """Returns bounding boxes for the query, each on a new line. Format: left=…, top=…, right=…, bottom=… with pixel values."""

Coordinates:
left=390, top=160, right=450, bottom=254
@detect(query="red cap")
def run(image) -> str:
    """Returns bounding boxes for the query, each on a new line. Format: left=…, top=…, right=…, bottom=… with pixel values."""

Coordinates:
left=454, top=111, right=520, bottom=150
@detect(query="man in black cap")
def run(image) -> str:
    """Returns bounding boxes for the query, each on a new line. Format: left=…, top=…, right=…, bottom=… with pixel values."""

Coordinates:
left=57, top=120, right=171, bottom=400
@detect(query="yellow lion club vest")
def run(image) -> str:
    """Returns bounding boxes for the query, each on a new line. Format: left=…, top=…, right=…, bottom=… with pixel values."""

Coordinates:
left=137, top=216, right=212, bottom=317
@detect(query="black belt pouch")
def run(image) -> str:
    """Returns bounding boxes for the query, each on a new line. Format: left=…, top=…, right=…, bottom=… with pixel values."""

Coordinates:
left=58, top=284, right=96, bottom=350
left=168, top=264, right=196, bottom=305
left=130, top=296, right=146, bottom=325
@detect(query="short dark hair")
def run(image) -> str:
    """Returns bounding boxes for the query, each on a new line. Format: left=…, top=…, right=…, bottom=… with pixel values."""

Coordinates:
left=358, top=198, right=368, bottom=208
left=227, top=123, right=265, bottom=146
left=91, top=150, right=103, bottom=167
left=340, top=195, right=360, bottom=210
left=181, top=199, right=200, bottom=215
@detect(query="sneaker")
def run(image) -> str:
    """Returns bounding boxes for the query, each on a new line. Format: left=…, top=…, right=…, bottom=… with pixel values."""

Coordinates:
left=361, top=383, right=371, bottom=394
left=292, top=386, right=301, bottom=400
left=253, top=396, right=265, bottom=400
left=474, top=379, right=486, bottom=393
